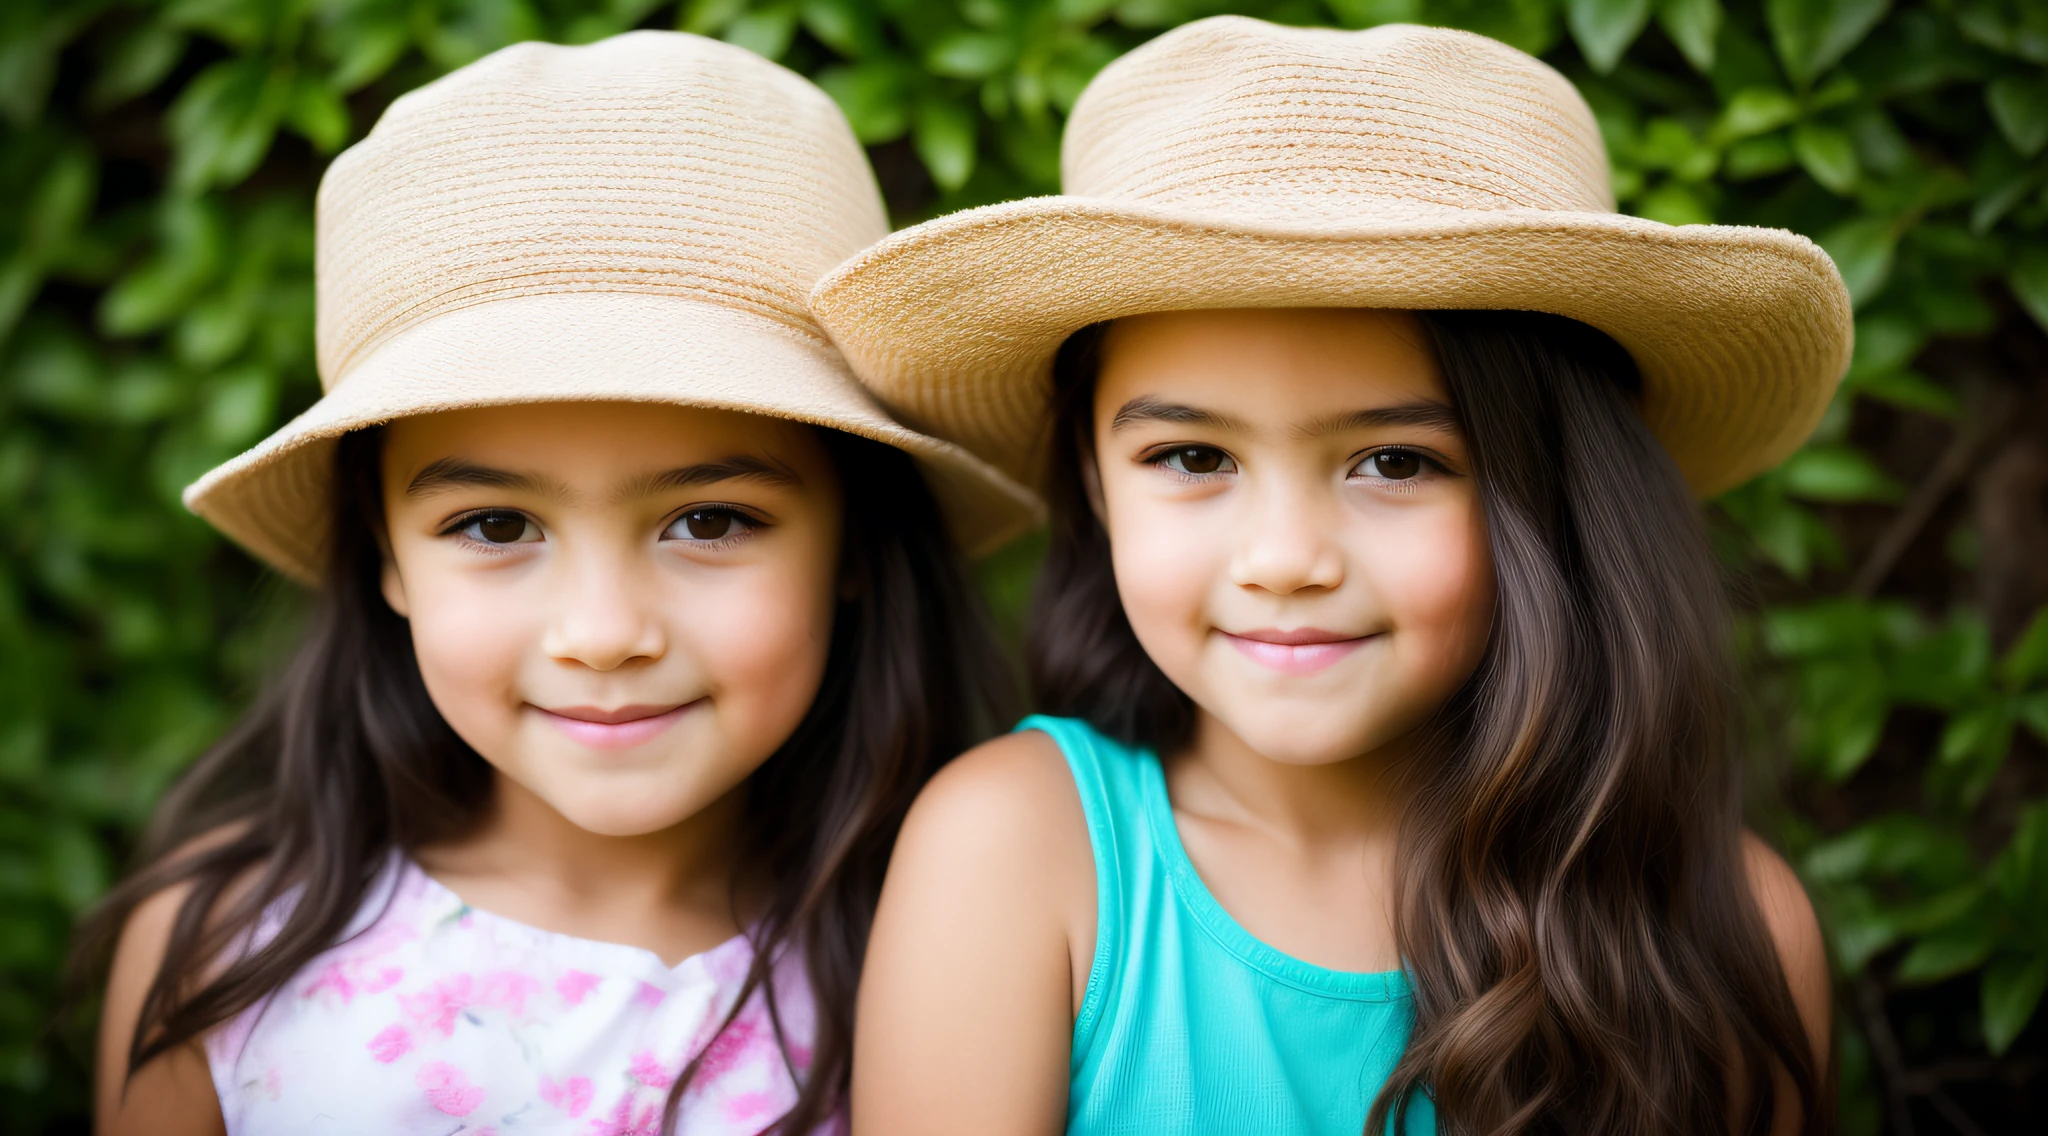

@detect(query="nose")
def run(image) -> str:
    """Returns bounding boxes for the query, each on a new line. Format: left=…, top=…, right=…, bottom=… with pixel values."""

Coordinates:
left=1228, top=483, right=1346, bottom=595
left=541, top=552, right=667, bottom=671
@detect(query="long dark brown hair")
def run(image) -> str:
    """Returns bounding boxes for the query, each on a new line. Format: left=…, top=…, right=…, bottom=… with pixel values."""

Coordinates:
left=1030, top=311, right=1825, bottom=1135
left=72, top=421, right=1012, bottom=1134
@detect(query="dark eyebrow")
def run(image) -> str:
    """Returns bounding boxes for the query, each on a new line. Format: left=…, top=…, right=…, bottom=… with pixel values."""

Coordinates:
left=618, top=455, right=802, bottom=500
left=1297, top=401, right=1463, bottom=438
left=406, top=459, right=563, bottom=499
left=1109, top=395, right=1252, bottom=433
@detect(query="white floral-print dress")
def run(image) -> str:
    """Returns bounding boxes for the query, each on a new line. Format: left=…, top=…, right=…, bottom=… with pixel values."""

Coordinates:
left=205, top=856, right=826, bottom=1135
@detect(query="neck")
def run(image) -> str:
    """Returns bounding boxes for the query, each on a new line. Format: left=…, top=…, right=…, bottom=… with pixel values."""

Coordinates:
left=1170, top=712, right=1410, bottom=850
left=431, top=773, right=751, bottom=920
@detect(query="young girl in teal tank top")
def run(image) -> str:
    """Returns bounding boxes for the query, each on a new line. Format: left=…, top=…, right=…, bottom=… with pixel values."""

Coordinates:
left=826, top=17, right=1840, bottom=1136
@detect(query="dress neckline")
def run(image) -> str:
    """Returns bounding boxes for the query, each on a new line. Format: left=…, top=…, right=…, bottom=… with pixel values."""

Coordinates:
left=400, top=856, right=756, bottom=976
left=1134, top=752, right=1412, bottom=1002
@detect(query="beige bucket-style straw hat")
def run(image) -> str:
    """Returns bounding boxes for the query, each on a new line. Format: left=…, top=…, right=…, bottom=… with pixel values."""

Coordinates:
left=185, top=30, right=1039, bottom=583
left=810, top=16, right=1855, bottom=494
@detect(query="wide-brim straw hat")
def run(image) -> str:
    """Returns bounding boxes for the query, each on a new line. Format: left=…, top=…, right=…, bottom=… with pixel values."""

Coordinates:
left=810, top=17, right=1854, bottom=494
left=185, top=31, right=1038, bottom=584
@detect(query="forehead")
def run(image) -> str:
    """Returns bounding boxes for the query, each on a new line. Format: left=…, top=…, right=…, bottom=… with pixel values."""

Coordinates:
left=1093, top=308, right=1446, bottom=418
left=381, top=401, right=827, bottom=477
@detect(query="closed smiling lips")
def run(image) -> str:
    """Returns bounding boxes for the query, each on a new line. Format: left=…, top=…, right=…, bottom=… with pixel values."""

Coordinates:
left=1219, top=627, right=1374, bottom=674
left=534, top=702, right=699, bottom=749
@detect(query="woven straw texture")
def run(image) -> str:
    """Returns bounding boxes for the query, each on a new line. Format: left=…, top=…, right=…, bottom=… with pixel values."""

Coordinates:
left=184, top=30, right=1038, bottom=582
left=809, top=17, right=1855, bottom=494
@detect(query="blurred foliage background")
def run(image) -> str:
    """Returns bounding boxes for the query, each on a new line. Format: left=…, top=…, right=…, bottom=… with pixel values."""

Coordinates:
left=3, top=0, right=2046, bottom=1130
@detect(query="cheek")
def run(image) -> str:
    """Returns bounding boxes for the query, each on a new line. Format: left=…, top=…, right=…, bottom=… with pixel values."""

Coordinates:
left=1369, top=503, right=1495, bottom=682
left=1104, top=487, right=1225, bottom=661
left=401, top=570, right=538, bottom=734
left=674, top=546, right=839, bottom=740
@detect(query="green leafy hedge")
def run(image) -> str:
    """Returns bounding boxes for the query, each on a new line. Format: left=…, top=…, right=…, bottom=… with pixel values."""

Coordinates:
left=5, top=0, right=2046, bottom=1129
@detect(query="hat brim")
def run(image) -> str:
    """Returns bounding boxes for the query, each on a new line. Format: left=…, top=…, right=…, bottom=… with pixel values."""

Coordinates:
left=185, top=291, right=1041, bottom=583
left=810, top=196, right=1854, bottom=495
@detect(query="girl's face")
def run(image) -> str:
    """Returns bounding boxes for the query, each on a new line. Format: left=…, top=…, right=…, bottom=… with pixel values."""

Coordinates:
left=1092, top=308, right=1496, bottom=766
left=379, top=402, right=843, bottom=837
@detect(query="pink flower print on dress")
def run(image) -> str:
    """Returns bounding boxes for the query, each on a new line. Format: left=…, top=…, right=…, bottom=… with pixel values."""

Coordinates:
left=724, top=1090, right=780, bottom=1125
left=399, top=973, right=474, bottom=1036
left=557, top=968, right=601, bottom=1007
left=477, top=970, right=542, bottom=1017
left=415, top=1061, right=486, bottom=1116
left=634, top=980, right=666, bottom=1009
left=540, top=1075, right=594, bottom=1118
left=587, top=1095, right=662, bottom=1136
left=628, top=1049, right=673, bottom=1089
left=367, top=1024, right=413, bottom=1064
left=696, top=1012, right=765, bottom=1080
left=302, top=960, right=356, bottom=1004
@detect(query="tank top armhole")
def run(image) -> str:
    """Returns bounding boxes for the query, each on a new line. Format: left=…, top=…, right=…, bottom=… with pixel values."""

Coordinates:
left=1013, top=715, right=1123, bottom=1075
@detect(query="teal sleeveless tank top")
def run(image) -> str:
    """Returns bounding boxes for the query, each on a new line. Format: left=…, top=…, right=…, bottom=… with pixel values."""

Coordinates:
left=1024, top=715, right=1434, bottom=1136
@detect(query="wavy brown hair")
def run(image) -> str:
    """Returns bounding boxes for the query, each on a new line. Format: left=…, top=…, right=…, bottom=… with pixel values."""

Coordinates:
left=71, top=423, right=1012, bottom=1135
left=1029, top=311, right=1824, bottom=1135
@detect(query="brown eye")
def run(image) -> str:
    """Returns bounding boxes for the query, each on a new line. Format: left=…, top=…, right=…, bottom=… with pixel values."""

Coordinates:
left=1363, top=450, right=1423, bottom=480
left=470, top=512, right=532, bottom=543
left=669, top=508, right=755, bottom=543
left=1159, top=446, right=1234, bottom=476
left=685, top=510, right=731, bottom=540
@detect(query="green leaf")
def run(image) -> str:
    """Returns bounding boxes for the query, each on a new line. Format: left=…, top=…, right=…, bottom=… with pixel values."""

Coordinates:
left=803, top=0, right=879, bottom=57
left=328, top=16, right=411, bottom=93
left=679, top=0, right=748, bottom=35
left=287, top=76, right=350, bottom=154
left=91, top=23, right=188, bottom=109
left=2002, top=606, right=2048, bottom=688
left=1723, top=134, right=1795, bottom=180
left=166, top=59, right=293, bottom=193
left=1893, top=619, right=1993, bottom=708
left=1987, top=73, right=2048, bottom=157
left=1819, top=216, right=1897, bottom=306
left=1934, top=701, right=2013, bottom=804
left=1993, top=803, right=2048, bottom=913
left=99, top=197, right=227, bottom=337
left=1779, top=444, right=1902, bottom=502
left=1792, top=121, right=1859, bottom=193
left=2012, top=245, right=2048, bottom=333
left=42, top=824, right=106, bottom=910
left=1983, top=953, right=2048, bottom=1054
left=1568, top=0, right=1654, bottom=73
left=1765, top=0, right=1890, bottom=87
left=1895, top=920, right=1995, bottom=983
left=1850, top=370, right=1960, bottom=417
left=914, top=97, right=978, bottom=192
left=1717, top=88, right=1801, bottom=141
left=1327, top=0, right=1424, bottom=28
left=817, top=60, right=913, bottom=143
left=927, top=32, right=1017, bottom=79
left=1658, top=0, right=1721, bottom=71
left=200, top=365, right=278, bottom=447
left=724, top=5, right=799, bottom=60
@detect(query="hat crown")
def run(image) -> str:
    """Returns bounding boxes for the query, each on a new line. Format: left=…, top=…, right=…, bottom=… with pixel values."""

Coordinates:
left=314, top=31, right=887, bottom=389
left=1062, top=19, right=1614, bottom=223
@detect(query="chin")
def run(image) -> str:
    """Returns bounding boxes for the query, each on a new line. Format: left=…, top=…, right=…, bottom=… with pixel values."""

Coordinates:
left=1219, top=714, right=1381, bottom=767
left=546, top=788, right=699, bottom=837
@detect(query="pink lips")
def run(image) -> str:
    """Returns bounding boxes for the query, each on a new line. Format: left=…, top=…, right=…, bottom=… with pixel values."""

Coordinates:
left=1221, top=628, right=1372, bottom=674
left=535, top=702, right=697, bottom=749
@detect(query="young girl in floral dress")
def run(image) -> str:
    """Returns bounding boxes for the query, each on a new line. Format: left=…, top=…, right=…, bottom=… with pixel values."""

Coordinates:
left=84, top=31, right=1033, bottom=1136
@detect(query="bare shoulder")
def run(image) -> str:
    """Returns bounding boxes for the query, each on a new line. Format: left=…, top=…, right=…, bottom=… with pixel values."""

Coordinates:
left=1742, top=831, right=1830, bottom=1063
left=97, top=825, right=255, bottom=1136
left=854, top=730, right=1093, bottom=1134
left=892, top=728, right=1095, bottom=940
left=905, top=729, right=1087, bottom=855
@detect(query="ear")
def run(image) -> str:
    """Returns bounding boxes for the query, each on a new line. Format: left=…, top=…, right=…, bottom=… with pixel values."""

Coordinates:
left=380, top=555, right=411, bottom=618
